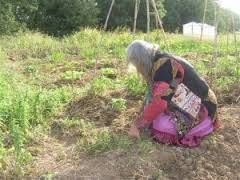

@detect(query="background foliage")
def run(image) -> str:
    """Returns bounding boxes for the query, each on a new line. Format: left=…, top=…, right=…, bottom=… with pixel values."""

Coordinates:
left=0, top=0, right=239, bottom=36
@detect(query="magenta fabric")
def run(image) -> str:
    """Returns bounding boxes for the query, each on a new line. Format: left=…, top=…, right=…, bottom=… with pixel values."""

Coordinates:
left=151, top=113, right=214, bottom=147
left=180, top=116, right=214, bottom=146
left=152, top=113, right=176, bottom=135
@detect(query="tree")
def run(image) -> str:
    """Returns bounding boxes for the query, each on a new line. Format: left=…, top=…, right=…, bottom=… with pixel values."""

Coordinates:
left=161, top=0, right=180, bottom=32
left=32, top=0, right=100, bottom=36
left=0, top=1, right=24, bottom=35
left=218, top=9, right=240, bottom=32
left=163, top=0, right=209, bottom=32
left=14, top=0, right=38, bottom=28
left=162, top=0, right=240, bottom=33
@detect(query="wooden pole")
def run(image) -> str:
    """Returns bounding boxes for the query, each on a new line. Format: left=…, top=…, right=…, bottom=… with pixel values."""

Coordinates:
left=226, top=29, right=229, bottom=54
left=200, top=0, right=208, bottom=41
left=150, top=0, right=169, bottom=51
left=231, top=15, right=239, bottom=82
left=211, top=3, right=218, bottom=85
left=151, top=0, right=164, bottom=33
left=133, top=0, right=140, bottom=33
left=192, top=23, right=193, bottom=36
left=95, top=0, right=115, bottom=74
left=104, top=0, right=115, bottom=31
left=225, top=17, right=230, bottom=56
left=146, top=0, right=150, bottom=33
left=232, top=15, right=238, bottom=57
left=213, top=3, right=218, bottom=60
left=155, top=13, right=158, bottom=29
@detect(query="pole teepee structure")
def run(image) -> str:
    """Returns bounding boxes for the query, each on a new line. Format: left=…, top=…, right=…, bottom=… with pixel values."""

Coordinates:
left=133, top=0, right=140, bottom=33
left=200, top=0, right=208, bottom=41
left=104, top=0, right=115, bottom=31
left=94, top=0, right=169, bottom=73
left=146, top=0, right=150, bottom=33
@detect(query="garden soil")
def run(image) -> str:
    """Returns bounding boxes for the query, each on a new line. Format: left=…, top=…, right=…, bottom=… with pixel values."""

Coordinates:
left=28, top=96, right=240, bottom=180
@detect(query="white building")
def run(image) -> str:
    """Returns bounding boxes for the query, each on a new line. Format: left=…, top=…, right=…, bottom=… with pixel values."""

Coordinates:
left=183, top=22, right=216, bottom=39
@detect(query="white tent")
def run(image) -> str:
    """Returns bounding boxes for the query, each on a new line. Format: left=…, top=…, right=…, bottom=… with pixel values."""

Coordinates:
left=183, top=22, right=216, bottom=39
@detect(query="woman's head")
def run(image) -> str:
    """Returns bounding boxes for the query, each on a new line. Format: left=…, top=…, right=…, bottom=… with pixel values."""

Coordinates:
left=127, top=40, right=159, bottom=81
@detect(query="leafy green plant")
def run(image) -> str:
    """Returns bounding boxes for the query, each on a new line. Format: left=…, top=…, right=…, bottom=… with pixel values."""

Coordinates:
left=85, top=59, right=95, bottom=68
left=101, top=68, right=117, bottom=78
left=151, top=169, right=164, bottom=180
left=124, top=74, right=147, bottom=96
left=81, top=49, right=96, bottom=59
left=63, top=71, right=84, bottom=80
left=137, top=139, right=156, bottom=153
left=24, top=66, right=36, bottom=74
left=51, top=52, right=65, bottom=62
left=42, top=171, right=57, bottom=180
left=90, top=76, right=114, bottom=96
left=111, top=98, right=126, bottom=111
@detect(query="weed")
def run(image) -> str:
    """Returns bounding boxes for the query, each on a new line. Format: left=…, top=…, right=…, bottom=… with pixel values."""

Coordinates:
left=111, top=98, right=127, bottom=111
left=0, top=47, right=6, bottom=62
left=51, top=52, right=65, bottom=62
left=76, top=119, right=133, bottom=154
left=62, top=119, right=82, bottom=129
left=81, top=49, right=96, bottom=59
left=63, top=71, right=84, bottom=80
left=41, top=171, right=56, bottom=180
left=0, top=71, right=72, bottom=173
left=85, top=59, right=95, bottom=68
left=24, top=66, right=36, bottom=74
left=101, top=68, right=117, bottom=78
left=137, top=138, right=156, bottom=153
left=151, top=169, right=164, bottom=180
left=78, top=129, right=133, bottom=154
left=89, top=76, right=114, bottom=96
left=0, top=141, right=8, bottom=171
left=124, top=74, right=147, bottom=96
left=15, top=149, right=33, bottom=175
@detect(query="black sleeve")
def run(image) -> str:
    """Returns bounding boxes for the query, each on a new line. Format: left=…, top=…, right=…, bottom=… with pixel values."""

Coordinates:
left=202, top=101, right=217, bottom=119
left=153, top=60, right=173, bottom=83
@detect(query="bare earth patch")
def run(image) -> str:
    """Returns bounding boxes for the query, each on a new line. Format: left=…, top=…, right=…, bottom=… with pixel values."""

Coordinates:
left=24, top=105, right=240, bottom=180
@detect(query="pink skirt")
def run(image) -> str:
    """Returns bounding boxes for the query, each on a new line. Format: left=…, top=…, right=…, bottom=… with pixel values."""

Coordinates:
left=151, top=113, right=214, bottom=147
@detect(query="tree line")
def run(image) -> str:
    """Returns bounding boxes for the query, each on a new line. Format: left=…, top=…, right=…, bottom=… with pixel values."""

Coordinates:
left=0, top=0, right=239, bottom=36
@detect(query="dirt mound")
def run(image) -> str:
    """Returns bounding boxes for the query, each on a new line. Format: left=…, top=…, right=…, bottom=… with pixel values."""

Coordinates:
left=64, top=93, right=143, bottom=128
left=66, top=96, right=121, bottom=127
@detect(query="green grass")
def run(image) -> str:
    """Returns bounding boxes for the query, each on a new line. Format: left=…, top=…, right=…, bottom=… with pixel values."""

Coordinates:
left=0, top=28, right=239, bottom=177
left=0, top=71, right=72, bottom=175
left=78, top=129, right=133, bottom=154
left=75, top=119, right=133, bottom=154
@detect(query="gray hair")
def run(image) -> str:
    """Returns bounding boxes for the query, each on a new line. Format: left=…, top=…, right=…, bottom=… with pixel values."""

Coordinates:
left=127, top=40, right=160, bottom=82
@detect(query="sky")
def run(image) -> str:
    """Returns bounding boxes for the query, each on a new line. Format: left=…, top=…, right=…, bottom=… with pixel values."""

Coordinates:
left=218, top=0, right=240, bottom=15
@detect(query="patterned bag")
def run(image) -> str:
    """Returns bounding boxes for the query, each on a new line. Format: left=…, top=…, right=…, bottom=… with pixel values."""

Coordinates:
left=171, top=83, right=201, bottom=119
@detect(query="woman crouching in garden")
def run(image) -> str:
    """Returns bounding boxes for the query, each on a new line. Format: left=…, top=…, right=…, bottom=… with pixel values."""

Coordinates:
left=127, top=40, right=220, bottom=147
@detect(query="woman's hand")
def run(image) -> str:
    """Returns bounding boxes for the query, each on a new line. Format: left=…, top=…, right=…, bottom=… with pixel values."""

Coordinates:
left=128, top=124, right=140, bottom=139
